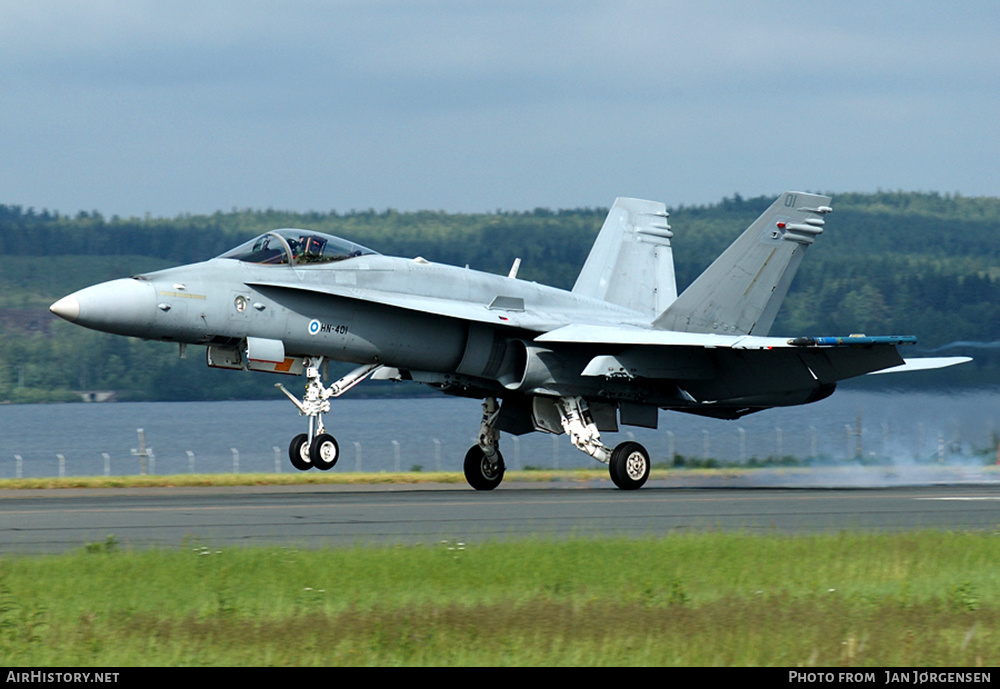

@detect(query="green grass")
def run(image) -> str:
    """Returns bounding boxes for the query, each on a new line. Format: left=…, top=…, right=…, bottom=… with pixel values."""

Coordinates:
left=7, top=465, right=992, bottom=491
left=0, top=470, right=603, bottom=490
left=2, top=532, right=999, bottom=666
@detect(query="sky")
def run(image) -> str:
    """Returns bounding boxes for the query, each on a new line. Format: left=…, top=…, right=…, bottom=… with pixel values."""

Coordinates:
left=2, top=1, right=998, bottom=218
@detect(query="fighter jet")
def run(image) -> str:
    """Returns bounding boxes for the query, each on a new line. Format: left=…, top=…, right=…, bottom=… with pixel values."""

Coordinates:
left=49, top=192, right=969, bottom=490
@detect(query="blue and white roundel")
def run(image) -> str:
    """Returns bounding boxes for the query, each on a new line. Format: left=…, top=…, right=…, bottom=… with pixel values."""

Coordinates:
left=308, top=319, right=321, bottom=336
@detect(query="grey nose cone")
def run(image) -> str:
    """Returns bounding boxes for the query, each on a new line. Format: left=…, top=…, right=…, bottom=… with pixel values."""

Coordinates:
left=48, top=278, right=157, bottom=336
left=50, top=295, right=81, bottom=322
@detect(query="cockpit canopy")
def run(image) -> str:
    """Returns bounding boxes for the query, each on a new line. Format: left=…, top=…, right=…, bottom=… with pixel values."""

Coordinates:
left=218, top=229, right=378, bottom=266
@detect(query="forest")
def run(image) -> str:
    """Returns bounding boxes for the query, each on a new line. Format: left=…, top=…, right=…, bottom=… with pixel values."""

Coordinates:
left=1, top=190, right=998, bottom=402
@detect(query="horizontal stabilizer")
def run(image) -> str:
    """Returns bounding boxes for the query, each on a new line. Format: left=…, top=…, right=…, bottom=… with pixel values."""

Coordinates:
left=867, top=357, right=972, bottom=374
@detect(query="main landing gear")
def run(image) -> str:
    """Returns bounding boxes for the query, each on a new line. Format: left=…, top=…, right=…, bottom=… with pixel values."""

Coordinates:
left=464, top=395, right=650, bottom=491
left=464, top=398, right=506, bottom=490
left=275, top=358, right=381, bottom=472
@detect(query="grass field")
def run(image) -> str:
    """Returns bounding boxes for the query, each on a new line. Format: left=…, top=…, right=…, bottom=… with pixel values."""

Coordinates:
left=0, top=468, right=650, bottom=490
left=6, top=464, right=994, bottom=491
left=1, top=530, right=998, bottom=666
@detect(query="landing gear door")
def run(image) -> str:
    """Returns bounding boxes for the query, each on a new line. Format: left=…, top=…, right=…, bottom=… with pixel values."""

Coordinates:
left=531, top=397, right=564, bottom=434
left=246, top=336, right=304, bottom=376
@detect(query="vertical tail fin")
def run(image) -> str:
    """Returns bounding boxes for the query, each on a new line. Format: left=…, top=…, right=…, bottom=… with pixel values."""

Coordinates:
left=572, top=197, right=677, bottom=318
left=653, top=191, right=832, bottom=335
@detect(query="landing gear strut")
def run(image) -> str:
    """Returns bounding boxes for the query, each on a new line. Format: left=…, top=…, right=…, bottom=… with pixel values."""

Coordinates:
left=555, top=396, right=650, bottom=490
left=464, top=397, right=505, bottom=490
left=276, top=358, right=380, bottom=471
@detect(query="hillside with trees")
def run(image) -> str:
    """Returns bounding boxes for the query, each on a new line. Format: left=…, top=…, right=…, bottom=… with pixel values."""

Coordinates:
left=1, top=191, right=997, bottom=402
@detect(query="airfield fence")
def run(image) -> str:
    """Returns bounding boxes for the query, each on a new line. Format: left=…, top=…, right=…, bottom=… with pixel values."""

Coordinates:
left=5, top=421, right=997, bottom=479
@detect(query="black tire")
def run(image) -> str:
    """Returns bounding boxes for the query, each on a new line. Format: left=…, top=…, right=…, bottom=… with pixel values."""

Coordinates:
left=310, top=433, right=339, bottom=471
left=609, top=441, right=650, bottom=490
left=289, top=433, right=312, bottom=471
left=463, top=445, right=505, bottom=491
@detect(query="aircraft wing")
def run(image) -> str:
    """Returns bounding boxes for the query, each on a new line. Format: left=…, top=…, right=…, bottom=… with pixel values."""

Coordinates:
left=537, top=324, right=917, bottom=351
left=536, top=323, right=801, bottom=349
left=537, top=325, right=966, bottom=385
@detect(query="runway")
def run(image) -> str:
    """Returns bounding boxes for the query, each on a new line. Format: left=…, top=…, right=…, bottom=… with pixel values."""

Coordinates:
left=2, top=481, right=999, bottom=554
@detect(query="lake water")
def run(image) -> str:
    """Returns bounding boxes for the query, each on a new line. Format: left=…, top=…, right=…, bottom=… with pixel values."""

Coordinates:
left=1, top=388, right=999, bottom=478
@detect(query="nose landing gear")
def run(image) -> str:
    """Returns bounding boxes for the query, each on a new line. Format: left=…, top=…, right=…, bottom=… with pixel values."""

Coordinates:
left=276, top=358, right=380, bottom=471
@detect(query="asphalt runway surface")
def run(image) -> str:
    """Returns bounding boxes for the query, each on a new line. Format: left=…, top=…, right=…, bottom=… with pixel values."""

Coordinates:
left=2, top=478, right=999, bottom=554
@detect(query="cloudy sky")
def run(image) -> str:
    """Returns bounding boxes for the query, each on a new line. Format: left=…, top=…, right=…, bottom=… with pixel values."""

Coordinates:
left=2, top=1, right=998, bottom=218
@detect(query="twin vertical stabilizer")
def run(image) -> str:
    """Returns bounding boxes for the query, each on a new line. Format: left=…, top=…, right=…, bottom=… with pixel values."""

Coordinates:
left=653, top=191, right=832, bottom=336
left=572, top=198, right=677, bottom=318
